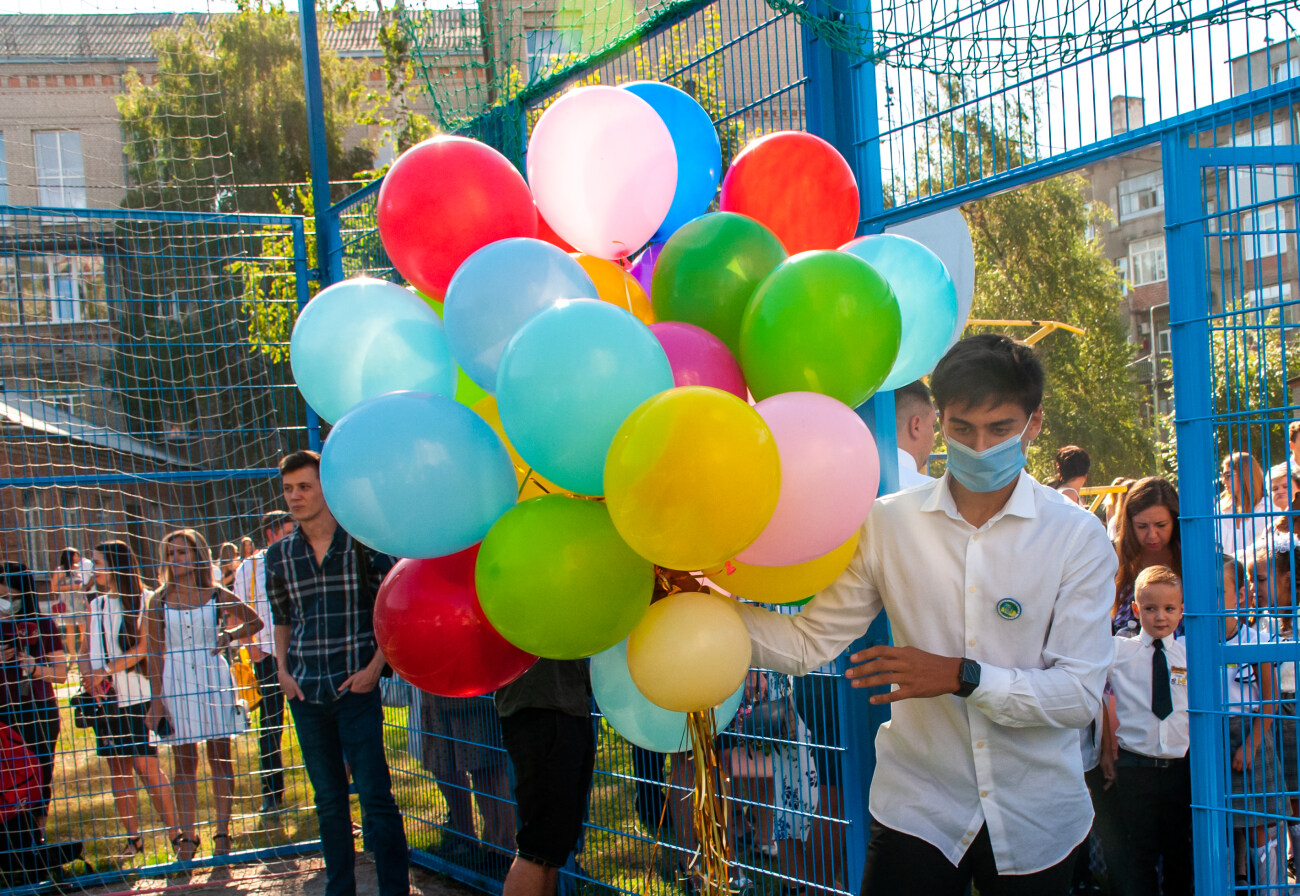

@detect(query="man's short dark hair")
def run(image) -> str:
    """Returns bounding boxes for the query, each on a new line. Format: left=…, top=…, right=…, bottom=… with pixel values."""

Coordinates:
left=1055, top=445, right=1091, bottom=481
left=279, top=450, right=321, bottom=477
left=930, top=334, right=1045, bottom=415
left=894, top=380, right=933, bottom=416
left=261, top=509, right=291, bottom=535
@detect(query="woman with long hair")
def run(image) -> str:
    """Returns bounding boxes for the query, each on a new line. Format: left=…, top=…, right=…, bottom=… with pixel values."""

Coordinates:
left=1112, top=476, right=1182, bottom=636
left=0, top=562, right=67, bottom=834
left=83, top=541, right=181, bottom=860
left=1219, top=452, right=1269, bottom=556
left=216, top=543, right=239, bottom=591
left=145, top=529, right=261, bottom=859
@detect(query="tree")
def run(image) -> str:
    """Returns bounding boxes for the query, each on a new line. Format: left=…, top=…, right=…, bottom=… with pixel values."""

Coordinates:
left=117, top=3, right=378, bottom=214
left=903, top=83, right=1156, bottom=484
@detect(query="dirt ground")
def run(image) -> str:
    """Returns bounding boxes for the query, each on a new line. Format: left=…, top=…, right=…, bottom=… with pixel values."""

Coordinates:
left=77, top=855, right=480, bottom=896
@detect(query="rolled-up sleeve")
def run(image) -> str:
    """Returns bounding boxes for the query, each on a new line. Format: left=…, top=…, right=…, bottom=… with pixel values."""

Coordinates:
left=967, top=522, right=1118, bottom=729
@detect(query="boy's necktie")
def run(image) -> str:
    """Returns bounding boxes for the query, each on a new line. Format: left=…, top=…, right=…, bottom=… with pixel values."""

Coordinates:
left=1152, top=638, right=1173, bottom=720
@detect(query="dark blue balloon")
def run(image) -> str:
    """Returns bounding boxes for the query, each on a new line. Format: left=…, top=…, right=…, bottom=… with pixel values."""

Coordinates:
left=622, top=81, right=722, bottom=242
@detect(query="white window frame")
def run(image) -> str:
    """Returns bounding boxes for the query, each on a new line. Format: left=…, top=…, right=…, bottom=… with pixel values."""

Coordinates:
left=1242, top=205, right=1290, bottom=262
left=34, top=131, right=87, bottom=208
left=1128, top=235, right=1167, bottom=287
left=525, top=29, right=579, bottom=82
left=1118, top=171, right=1164, bottom=221
left=0, top=132, right=8, bottom=208
left=1157, top=328, right=1171, bottom=356
left=1273, top=58, right=1300, bottom=85
left=1245, top=281, right=1294, bottom=311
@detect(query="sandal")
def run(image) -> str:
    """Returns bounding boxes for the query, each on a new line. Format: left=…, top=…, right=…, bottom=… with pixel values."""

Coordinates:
left=118, top=835, right=144, bottom=861
left=213, top=833, right=232, bottom=857
left=171, top=833, right=200, bottom=863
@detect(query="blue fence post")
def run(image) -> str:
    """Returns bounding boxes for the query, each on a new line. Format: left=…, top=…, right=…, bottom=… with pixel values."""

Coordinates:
left=297, top=2, right=340, bottom=290
left=1161, top=131, right=1230, bottom=896
left=801, top=0, right=895, bottom=885
left=292, top=216, right=323, bottom=452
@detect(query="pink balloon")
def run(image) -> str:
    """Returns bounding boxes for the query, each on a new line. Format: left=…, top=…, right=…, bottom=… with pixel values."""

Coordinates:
left=630, top=242, right=665, bottom=295
left=650, top=322, right=748, bottom=399
left=527, top=86, right=677, bottom=260
left=736, top=392, right=879, bottom=567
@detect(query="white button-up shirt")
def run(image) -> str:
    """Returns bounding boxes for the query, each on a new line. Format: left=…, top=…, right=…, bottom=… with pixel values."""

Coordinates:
left=232, top=551, right=274, bottom=654
left=1109, top=632, right=1189, bottom=759
left=736, top=471, right=1117, bottom=874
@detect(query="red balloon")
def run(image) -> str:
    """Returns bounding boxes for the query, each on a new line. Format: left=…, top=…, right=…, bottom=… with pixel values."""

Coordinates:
left=719, top=131, right=859, bottom=255
left=374, top=547, right=537, bottom=697
left=377, top=136, right=538, bottom=300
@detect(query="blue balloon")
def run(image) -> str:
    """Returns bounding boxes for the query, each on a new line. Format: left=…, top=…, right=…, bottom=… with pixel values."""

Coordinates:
left=591, top=639, right=744, bottom=752
left=444, top=238, right=598, bottom=392
left=497, top=300, right=674, bottom=496
left=622, top=81, right=723, bottom=242
left=320, top=392, right=517, bottom=558
left=290, top=277, right=456, bottom=423
left=841, top=234, right=959, bottom=391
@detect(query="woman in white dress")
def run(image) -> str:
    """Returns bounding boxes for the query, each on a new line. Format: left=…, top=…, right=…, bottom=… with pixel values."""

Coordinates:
left=145, top=529, right=262, bottom=860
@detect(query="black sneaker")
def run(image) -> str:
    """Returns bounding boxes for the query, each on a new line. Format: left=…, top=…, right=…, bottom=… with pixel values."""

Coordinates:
left=260, top=795, right=285, bottom=814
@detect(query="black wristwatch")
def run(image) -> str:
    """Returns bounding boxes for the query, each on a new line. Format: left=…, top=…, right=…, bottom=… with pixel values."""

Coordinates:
left=956, top=658, right=981, bottom=698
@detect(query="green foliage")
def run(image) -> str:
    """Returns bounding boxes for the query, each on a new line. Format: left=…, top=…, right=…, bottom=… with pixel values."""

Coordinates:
left=233, top=188, right=315, bottom=363
left=1209, top=310, right=1297, bottom=471
left=909, top=84, right=1156, bottom=484
left=117, top=3, right=378, bottom=213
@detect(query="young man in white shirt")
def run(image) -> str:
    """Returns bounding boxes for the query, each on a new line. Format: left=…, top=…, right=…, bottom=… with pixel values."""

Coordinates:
left=894, top=380, right=938, bottom=490
left=232, top=509, right=296, bottom=813
left=736, top=333, right=1117, bottom=895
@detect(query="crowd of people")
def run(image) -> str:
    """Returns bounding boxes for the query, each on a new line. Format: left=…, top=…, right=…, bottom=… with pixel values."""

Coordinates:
left=2, top=333, right=1300, bottom=896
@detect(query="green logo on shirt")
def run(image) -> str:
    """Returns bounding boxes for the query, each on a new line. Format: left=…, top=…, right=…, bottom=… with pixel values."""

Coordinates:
left=996, top=598, right=1022, bottom=620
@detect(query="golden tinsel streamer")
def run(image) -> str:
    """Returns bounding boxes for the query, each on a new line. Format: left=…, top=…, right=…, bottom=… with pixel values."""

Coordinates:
left=687, top=707, right=732, bottom=896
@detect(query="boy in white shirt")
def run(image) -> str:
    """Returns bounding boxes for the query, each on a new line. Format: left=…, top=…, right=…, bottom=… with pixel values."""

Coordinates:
left=1095, top=565, right=1190, bottom=896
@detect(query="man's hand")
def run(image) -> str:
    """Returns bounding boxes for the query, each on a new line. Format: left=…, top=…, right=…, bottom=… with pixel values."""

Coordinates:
left=338, top=662, right=382, bottom=695
left=845, top=645, right=963, bottom=705
left=1099, top=752, right=1117, bottom=790
left=278, top=667, right=305, bottom=701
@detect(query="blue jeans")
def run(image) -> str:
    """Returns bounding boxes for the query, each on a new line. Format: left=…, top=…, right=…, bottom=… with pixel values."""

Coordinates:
left=289, top=689, right=409, bottom=896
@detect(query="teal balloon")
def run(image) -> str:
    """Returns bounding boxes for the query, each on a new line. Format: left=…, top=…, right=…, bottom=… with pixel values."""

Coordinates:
left=320, top=392, right=517, bottom=558
left=591, top=638, right=744, bottom=752
left=290, top=277, right=456, bottom=423
left=841, top=234, right=958, bottom=390
left=496, top=300, right=674, bottom=496
left=444, top=238, right=598, bottom=392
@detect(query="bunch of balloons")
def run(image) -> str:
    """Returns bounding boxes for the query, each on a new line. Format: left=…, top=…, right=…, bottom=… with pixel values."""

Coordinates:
left=287, top=81, right=961, bottom=750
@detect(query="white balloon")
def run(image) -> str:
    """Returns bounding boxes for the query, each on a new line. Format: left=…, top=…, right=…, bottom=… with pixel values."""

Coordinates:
left=886, top=207, right=975, bottom=349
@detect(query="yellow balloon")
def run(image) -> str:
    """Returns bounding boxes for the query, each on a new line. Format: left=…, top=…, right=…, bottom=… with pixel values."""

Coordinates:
left=627, top=591, right=752, bottom=713
left=472, top=396, right=563, bottom=500
left=605, top=387, right=780, bottom=571
left=711, top=533, right=859, bottom=604
left=572, top=253, right=655, bottom=325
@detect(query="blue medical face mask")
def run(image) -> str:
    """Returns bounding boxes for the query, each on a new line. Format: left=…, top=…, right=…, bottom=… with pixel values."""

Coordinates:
left=943, top=420, right=1032, bottom=493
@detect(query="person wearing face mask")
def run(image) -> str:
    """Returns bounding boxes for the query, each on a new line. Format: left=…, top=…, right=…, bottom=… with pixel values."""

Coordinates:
left=734, top=334, right=1117, bottom=896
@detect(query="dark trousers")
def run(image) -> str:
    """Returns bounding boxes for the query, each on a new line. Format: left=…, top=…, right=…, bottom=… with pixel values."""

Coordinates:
left=253, top=655, right=285, bottom=800
left=860, top=817, right=1076, bottom=896
left=631, top=746, right=669, bottom=835
left=1091, top=752, right=1193, bottom=896
left=289, top=689, right=409, bottom=896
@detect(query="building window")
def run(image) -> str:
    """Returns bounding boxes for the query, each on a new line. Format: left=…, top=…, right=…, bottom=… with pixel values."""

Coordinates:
left=0, top=133, right=8, bottom=207
left=526, top=29, right=578, bottom=82
left=1157, top=328, right=1171, bottom=356
left=1118, top=171, right=1163, bottom=221
left=1273, top=58, right=1300, bottom=84
left=1242, top=206, right=1290, bottom=262
left=34, top=131, right=87, bottom=208
left=1245, top=281, right=1294, bottom=311
left=1128, top=236, right=1167, bottom=287
left=1117, top=257, right=1131, bottom=295
left=4, top=254, right=108, bottom=325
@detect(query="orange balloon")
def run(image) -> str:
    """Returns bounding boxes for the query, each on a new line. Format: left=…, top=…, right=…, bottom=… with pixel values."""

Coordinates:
left=572, top=254, right=656, bottom=325
left=472, top=396, right=564, bottom=500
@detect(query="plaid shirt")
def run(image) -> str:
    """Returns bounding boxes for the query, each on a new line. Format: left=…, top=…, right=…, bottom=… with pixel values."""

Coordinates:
left=265, top=524, right=395, bottom=703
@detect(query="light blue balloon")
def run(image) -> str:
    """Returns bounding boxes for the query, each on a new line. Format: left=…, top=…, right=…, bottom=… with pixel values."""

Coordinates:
left=497, top=300, right=674, bottom=496
left=622, top=82, right=723, bottom=243
left=841, top=234, right=959, bottom=391
left=290, top=277, right=456, bottom=423
left=591, top=639, right=744, bottom=752
left=444, top=238, right=598, bottom=392
left=320, top=391, right=517, bottom=559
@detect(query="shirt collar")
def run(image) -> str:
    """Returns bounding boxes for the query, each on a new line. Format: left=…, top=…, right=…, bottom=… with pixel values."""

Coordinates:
left=920, top=471, right=1039, bottom=524
left=1139, top=631, right=1173, bottom=650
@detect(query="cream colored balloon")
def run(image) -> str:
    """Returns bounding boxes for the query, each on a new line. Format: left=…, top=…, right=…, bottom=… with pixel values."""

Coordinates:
left=626, top=591, right=753, bottom=713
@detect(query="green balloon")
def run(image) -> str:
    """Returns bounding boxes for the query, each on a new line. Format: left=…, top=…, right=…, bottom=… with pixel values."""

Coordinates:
left=476, top=495, right=654, bottom=660
left=740, top=250, right=901, bottom=407
left=454, top=366, right=488, bottom=407
left=651, top=212, right=787, bottom=355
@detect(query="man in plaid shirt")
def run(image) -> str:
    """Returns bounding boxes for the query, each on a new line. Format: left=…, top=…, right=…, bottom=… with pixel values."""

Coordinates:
left=265, top=450, right=408, bottom=896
